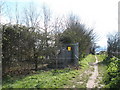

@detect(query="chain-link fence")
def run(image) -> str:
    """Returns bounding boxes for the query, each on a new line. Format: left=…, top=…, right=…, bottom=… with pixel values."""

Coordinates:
left=47, top=43, right=79, bottom=68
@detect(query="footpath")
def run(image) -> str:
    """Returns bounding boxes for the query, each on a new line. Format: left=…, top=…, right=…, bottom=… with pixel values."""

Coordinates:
left=86, top=55, right=98, bottom=88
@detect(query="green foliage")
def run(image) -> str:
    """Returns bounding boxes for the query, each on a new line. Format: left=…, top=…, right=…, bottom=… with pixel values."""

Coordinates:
left=2, top=24, right=55, bottom=75
left=2, top=25, right=37, bottom=74
left=103, top=57, right=120, bottom=88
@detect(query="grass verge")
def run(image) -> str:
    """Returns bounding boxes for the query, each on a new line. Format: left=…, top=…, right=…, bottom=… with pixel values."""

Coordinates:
left=95, top=54, right=107, bottom=88
left=2, top=54, right=96, bottom=88
left=65, top=54, right=96, bottom=88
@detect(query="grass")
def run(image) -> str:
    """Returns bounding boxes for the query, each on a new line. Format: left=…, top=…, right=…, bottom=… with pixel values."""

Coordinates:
left=95, top=54, right=107, bottom=88
left=97, top=54, right=107, bottom=62
left=65, top=54, right=96, bottom=88
left=66, top=67, right=93, bottom=88
left=3, top=69, right=79, bottom=88
left=2, top=54, right=96, bottom=88
left=3, top=69, right=80, bottom=88
left=79, top=54, right=96, bottom=69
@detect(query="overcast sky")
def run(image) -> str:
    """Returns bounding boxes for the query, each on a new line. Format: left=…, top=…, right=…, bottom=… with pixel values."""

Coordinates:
left=3, top=0, right=119, bottom=48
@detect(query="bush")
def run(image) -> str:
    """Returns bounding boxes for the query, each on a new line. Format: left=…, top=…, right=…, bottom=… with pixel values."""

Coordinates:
left=104, top=57, right=120, bottom=88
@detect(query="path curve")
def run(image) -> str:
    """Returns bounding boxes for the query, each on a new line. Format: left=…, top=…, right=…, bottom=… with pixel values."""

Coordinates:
left=86, top=55, right=98, bottom=88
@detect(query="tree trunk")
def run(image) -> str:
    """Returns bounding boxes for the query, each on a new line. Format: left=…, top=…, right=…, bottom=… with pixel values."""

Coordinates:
left=34, top=47, right=38, bottom=71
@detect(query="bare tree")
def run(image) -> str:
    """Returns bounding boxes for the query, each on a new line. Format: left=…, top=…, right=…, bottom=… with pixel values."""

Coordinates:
left=107, top=32, right=120, bottom=58
left=22, top=3, right=41, bottom=71
left=15, top=2, right=20, bottom=24
left=51, top=17, right=66, bottom=68
left=0, top=0, right=5, bottom=24
left=42, top=4, right=51, bottom=47
left=23, top=3, right=40, bottom=28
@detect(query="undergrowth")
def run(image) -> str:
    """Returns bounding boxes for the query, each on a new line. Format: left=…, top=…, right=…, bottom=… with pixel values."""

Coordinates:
left=103, top=57, right=120, bottom=88
left=97, top=54, right=120, bottom=88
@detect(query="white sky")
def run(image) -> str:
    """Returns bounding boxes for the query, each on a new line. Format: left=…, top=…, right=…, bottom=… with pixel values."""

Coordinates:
left=3, top=0, right=120, bottom=48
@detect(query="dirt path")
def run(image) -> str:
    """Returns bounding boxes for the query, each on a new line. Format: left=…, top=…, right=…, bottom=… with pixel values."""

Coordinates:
left=86, top=55, right=98, bottom=88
